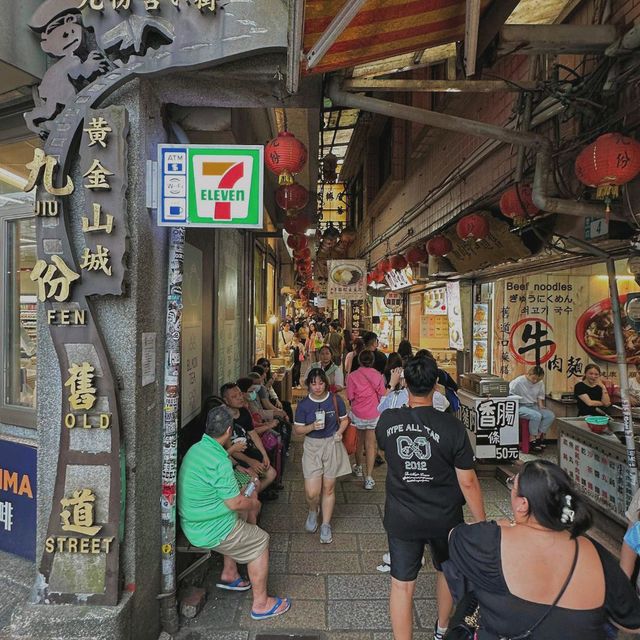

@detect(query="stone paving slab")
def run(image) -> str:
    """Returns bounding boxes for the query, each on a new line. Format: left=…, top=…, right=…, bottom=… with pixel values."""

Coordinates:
left=289, top=552, right=362, bottom=574
left=343, top=491, right=386, bottom=504
left=328, top=599, right=404, bottom=630
left=332, top=503, right=382, bottom=518
left=289, top=491, right=347, bottom=504
left=267, top=574, right=327, bottom=600
left=328, top=574, right=436, bottom=600
left=290, top=532, right=359, bottom=552
left=332, top=517, right=386, bottom=534
left=413, top=598, right=440, bottom=630
left=357, top=533, right=389, bottom=552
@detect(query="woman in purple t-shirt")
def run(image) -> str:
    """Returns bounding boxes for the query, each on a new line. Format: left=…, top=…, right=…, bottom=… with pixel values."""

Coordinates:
left=294, top=368, right=350, bottom=545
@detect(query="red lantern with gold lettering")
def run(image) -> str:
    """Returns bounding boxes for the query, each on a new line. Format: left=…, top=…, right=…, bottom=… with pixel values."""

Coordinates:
left=405, top=245, right=429, bottom=264
left=426, top=236, right=452, bottom=257
left=575, top=133, right=640, bottom=209
left=276, top=182, right=309, bottom=211
left=372, top=270, right=386, bottom=284
left=499, top=184, right=540, bottom=221
left=390, top=254, right=408, bottom=270
left=456, top=213, right=490, bottom=241
left=265, top=131, right=308, bottom=185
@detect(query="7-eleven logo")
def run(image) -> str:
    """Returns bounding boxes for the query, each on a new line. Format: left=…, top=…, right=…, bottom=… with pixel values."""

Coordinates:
left=192, top=154, right=253, bottom=221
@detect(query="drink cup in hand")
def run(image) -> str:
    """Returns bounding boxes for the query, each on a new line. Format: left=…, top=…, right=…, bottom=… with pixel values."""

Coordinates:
left=314, top=410, right=326, bottom=430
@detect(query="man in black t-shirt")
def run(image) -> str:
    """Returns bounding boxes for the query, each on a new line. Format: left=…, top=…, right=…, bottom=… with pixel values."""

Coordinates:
left=350, top=331, right=387, bottom=375
left=375, top=356, right=485, bottom=640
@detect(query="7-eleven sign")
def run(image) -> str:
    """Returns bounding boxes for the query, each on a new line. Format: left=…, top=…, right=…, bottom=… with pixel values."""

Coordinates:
left=158, top=145, right=263, bottom=228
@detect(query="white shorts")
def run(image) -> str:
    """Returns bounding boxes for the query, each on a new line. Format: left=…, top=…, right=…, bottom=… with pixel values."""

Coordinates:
left=350, top=413, right=378, bottom=430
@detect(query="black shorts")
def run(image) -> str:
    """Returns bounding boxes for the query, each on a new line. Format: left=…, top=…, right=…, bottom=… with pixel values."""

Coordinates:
left=387, top=533, right=450, bottom=581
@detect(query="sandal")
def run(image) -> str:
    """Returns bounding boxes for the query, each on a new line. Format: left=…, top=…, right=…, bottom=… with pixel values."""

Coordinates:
left=216, top=577, right=252, bottom=591
left=250, top=596, right=291, bottom=620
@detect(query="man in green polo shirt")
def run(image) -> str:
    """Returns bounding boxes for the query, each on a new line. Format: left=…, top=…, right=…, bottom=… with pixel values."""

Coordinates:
left=178, top=405, right=291, bottom=620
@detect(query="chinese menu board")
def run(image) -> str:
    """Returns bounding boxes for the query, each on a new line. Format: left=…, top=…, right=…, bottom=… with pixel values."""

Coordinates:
left=491, top=263, right=640, bottom=393
left=472, top=303, right=489, bottom=373
left=458, top=391, right=520, bottom=462
left=559, top=433, right=633, bottom=523
left=446, top=282, right=464, bottom=351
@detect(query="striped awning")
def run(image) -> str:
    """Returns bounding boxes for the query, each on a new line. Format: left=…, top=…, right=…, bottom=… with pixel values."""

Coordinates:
left=303, top=0, right=491, bottom=75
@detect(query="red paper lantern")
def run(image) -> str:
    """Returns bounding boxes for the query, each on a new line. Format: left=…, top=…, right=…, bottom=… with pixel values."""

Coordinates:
left=284, top=214, right=310, bottom=235
left=405, top=245, right=429, bottom=264
left=426, top=236, right=452, bottom=257
left=287, top=234, right=308, bottom=251
left=456, top=213, right=490, bottom=241
left=575, top=133, right=640, bottom=204
left=276, top=182, right=309, bottom=211
left=390, top=254, right=408, bottom=270
left=377, top=258, right=392, bottom=273
left=499, top=184, right=540, bottom=221
left=265, top=131, right=308, bottom=185
left=367, top=273, right=375, bottom=285
left=372, top=270, right=386, bottom=283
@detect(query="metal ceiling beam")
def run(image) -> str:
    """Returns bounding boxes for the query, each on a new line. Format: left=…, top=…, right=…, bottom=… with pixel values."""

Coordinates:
left=464, top=0, right=482, bottom=76
left=286, top=0, right=305, bottom=94
left=498, top=24, right=617, bottom=55
left=342, top=78, right=537, bottom=93
left=306, top=0, right=368, bottom=70
left=475, top=0, right=520, bottom=61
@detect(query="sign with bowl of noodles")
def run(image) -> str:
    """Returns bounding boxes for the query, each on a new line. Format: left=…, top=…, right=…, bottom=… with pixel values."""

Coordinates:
left=576, top=294, right=640, bottom=364
left=327, top=260, right=366, bottom=300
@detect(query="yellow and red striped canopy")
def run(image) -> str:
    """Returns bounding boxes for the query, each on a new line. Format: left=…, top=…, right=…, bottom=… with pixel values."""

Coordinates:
left=303, top=0, right=491, bottom=75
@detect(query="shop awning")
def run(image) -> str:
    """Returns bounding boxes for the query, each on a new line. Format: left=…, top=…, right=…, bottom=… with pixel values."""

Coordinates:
left=303, top=0, right=491, bottom=75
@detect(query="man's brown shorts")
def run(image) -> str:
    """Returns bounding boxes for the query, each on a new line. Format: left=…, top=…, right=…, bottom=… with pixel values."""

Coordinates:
left=213, top=519, right=269, bottom=565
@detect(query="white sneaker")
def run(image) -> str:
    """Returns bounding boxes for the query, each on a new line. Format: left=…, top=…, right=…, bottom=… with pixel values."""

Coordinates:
left=305, top=509, right=318, bottom=533
left=352, top=464, right=363, bottom=478
left=364, top=476, right=375, bottom=490
left=319, top=523, right=333, bottom=544
left=382, top=552, right=391, bottom=565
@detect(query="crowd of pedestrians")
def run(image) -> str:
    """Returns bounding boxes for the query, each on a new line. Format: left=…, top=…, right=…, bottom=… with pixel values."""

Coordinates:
left=177, top=314, right=640, bottom=637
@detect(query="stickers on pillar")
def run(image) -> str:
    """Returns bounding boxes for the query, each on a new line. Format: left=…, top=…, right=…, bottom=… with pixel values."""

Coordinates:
left=157, top=144, right=263, bottom=228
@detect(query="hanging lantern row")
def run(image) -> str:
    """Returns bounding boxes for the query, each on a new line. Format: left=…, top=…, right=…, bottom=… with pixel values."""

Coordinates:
left=426, top=235, right=452, bottom=257
left=405, top=245, right=429, bottom=264
left=575, top=132, right=640, bottom=212
left=284, top=213, right=312, bottom=235
left=265, top=131, right=308, bottom=185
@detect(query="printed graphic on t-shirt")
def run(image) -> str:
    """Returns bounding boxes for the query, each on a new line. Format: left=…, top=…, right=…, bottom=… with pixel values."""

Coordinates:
left=385, top=420, right=440, bottom=483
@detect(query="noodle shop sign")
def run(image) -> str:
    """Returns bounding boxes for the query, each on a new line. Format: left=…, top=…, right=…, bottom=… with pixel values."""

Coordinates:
left=492, top=270, right=640, bottom=393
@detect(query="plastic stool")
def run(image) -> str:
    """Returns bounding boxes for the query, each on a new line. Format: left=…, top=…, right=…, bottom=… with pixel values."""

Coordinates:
left=519, top=418, right=530, bottom=454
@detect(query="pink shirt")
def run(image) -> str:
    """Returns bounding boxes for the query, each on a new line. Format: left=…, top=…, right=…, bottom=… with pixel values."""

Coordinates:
left=346, top=366, right=386, bottom=420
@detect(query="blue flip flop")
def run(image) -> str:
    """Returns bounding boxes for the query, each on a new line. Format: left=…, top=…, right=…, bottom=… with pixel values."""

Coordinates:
left=250, top=596, right=291, bottom=620
left=215, top=577, right=252, bottom=592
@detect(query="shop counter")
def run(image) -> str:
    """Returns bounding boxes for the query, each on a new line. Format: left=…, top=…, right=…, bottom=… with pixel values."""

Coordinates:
left=545, top=395, right=579, bottom=441
left=457, top=390, right=520, bottom=463
left=556, top=417, right=639, bottom=525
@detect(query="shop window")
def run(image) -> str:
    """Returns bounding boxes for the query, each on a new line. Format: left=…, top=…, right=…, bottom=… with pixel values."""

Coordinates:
left=0, top=208, right=37, bottom=427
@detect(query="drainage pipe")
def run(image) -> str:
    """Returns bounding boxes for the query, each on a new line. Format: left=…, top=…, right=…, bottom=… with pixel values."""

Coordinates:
left=327, top=77, right=624, bottom=221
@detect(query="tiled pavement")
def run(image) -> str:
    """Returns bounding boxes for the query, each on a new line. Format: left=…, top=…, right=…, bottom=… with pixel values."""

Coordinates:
left=175, top=438, right=535, bottom=640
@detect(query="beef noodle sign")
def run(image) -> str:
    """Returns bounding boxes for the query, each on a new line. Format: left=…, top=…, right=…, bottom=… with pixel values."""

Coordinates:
left=494, top=274, right=640, bottom=392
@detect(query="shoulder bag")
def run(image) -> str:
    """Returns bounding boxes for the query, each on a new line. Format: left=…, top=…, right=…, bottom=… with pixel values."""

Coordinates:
left=332, top=393, right=357, bottom=455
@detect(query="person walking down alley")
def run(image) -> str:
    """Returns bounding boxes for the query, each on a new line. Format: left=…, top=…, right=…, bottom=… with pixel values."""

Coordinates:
left=178, top=406, right=291, bottom=620
left=509, top=366, right=555, bottom=452
left=376, top=356, right=485, bottom=640
left=294, top=368, right=351, bottom=544
left=347, top=349, right=386, bottom=490
left=325, top=321, right=344, bottom=366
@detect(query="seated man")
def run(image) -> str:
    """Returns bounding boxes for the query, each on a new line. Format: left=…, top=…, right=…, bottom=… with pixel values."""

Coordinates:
left=509, top=366, right=555, bottom=452
left=178, top=405, right=291, bottom=620
left=220, top=382, right=278, bottom=498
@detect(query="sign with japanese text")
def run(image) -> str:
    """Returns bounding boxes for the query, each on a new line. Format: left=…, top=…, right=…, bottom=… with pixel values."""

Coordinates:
left=158, top=144, right=264, bottom=229
left=0, top=440, right=36, bottom=560
left=446, top=282, right=464, bottom=351
left=327, top=260, right=366, bottom=300
left=384, top=266, right=415, bottom=291
left=491, top=264, right=640, bottom=393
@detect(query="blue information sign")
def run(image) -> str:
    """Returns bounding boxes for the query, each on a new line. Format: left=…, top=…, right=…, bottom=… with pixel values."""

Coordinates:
left=0, top=440, right=37, bottom=560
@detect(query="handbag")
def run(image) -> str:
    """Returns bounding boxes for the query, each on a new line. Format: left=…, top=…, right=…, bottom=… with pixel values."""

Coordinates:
left=332, top=393, right=357, bottom=455
left=260, top=429, right=280, bottom=451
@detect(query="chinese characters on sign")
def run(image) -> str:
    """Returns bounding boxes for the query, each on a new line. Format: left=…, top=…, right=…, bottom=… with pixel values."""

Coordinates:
left=350, top=300, right=364, bottom=338
left=79, top=106, right=129, bottom=296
